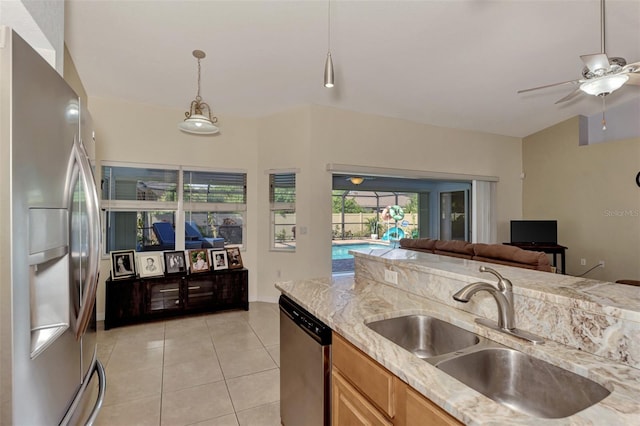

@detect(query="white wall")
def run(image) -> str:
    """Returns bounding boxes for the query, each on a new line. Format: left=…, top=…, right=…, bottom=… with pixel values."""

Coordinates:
left=256, top=106, right=311, bottom=302
left=89, top=99, right=524, bottom=315
left=523, top=116, right=640, bottom=282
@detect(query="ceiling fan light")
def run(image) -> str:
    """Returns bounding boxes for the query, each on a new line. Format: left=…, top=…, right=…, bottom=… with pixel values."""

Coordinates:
left=179, top=115, right=220, bottom=135
left=580, top=74, right=629, bottom=96
left=349, top=176, right=364, bottom=185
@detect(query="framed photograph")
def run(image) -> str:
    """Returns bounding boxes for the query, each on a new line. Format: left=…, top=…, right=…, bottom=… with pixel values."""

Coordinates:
left=164, top=250, right=187, bottom=275
left=188, top=249, right=210, bottom=273
left=210, top=249, right=228, bottom=271
left=110, top=250, right=137, bottom=280
left=137, top=252, right=164, bottom=278
left=226, top=247, right=243, bottom=269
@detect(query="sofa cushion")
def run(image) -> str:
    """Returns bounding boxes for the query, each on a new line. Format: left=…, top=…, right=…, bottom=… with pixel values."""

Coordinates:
left=473, top=243, right=551, bottom=272
left=434, top=240, right=475, bottom=258
left=399, top=238, right=437, bottom=252
left=472, top=256, right=539, bottom=270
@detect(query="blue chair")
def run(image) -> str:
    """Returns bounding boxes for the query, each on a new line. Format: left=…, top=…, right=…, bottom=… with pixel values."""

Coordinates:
left=186, top=221, right=224, bottom=248
left=152, top=222, right=203, bottom=249
left=152, top=222, right=175, bottom=249
left=185, top=221, right=204, bottom=240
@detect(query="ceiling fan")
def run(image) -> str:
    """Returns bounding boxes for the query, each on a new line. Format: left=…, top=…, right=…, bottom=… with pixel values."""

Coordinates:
left=346, top=176, right=375, bottom=185
left=518, top=0, right=640, bottom=105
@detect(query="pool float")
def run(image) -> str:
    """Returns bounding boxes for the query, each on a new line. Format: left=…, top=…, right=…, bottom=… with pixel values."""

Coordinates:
left=388, top=205, right=405, bottom=222
left=381, top=207, right=392, bottom=221
left=382, top=227, right=405, bottom=241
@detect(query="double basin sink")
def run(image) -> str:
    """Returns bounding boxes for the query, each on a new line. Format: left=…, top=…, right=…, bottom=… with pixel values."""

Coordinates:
left=366, top=315, right=610, bottom=419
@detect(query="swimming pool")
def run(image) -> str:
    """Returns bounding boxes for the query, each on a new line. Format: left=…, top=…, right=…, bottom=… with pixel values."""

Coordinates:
left=331, top=243, right=390, bottom=260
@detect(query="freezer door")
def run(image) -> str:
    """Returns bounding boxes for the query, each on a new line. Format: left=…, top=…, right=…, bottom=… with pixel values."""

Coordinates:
left=5, top=27, right=83, bottom=425
left=2, top=28, right=103, bottom=425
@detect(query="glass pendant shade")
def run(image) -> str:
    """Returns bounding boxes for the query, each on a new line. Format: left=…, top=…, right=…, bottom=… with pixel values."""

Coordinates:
left=349, top=176, right=364, bottom=185
left=580, top=74, right=629, bottom=96
left=179, top=114, right=219, bottom=135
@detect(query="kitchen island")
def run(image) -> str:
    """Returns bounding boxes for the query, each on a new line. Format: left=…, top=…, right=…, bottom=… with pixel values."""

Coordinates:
left=275, top=247, right=640, bottom=425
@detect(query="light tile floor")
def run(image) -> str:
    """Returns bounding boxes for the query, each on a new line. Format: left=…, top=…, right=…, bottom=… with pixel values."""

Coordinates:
left=96, top=302, right=281, bottom=426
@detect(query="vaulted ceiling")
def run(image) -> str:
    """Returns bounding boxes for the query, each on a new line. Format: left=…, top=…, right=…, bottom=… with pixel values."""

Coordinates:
left=65, top=0, right=640, bottom=138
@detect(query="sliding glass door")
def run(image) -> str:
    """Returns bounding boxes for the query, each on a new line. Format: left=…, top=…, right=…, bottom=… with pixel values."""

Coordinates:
left=439, top=190, right=469, bottom=241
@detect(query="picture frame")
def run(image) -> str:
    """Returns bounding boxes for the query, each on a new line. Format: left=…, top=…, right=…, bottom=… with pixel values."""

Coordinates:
left=164, top=250, right=187, bottom=275
left=136, top=252, right=164, bottom=278
left=210, top=249, right=228, bottom=271
left=188, top=249, right=210, bottom=273
left=110, top=250, right=137, bottom=280
left=226, top=247, right=243, bottom=269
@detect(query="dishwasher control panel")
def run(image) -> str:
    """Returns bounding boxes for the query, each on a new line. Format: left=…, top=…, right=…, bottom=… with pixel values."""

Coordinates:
left=279, top=295, right=332, bottom=345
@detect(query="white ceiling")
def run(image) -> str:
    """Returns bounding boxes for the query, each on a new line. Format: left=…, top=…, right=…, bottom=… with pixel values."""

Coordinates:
left=64, top=0, right=640, bottom=138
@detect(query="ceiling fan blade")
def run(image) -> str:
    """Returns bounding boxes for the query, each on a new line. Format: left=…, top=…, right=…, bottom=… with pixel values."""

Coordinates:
left=517, top=79, right=580, bottom=94
left=554, top=88, right=583, bottom=104
left=626, top=73, right=640, bottom=86
left=622, top=61, right=640, bottom=73
left=580, top=53, right=610, bottom=72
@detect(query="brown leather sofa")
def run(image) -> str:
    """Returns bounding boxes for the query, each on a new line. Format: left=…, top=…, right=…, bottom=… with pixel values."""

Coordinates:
left=399, top=238, right=553, bottom=272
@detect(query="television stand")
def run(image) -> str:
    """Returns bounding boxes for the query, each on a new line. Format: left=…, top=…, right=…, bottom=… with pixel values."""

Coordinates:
left=504, top=243, right=567, bottom=274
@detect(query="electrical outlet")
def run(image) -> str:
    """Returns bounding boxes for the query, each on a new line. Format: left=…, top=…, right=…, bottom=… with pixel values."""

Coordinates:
left=598, top=260, right=605, bottom=268
left=580, top=258, right=586, bottom=266
left=384, top=269, right=398, bottom=285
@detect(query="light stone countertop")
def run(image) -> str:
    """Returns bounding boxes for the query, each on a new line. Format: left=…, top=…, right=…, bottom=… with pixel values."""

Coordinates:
left=275, top=270, right=640, bottom=425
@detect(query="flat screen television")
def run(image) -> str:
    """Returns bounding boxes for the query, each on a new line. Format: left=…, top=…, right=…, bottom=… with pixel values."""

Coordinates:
left=510, top=220, right=557, bottom=245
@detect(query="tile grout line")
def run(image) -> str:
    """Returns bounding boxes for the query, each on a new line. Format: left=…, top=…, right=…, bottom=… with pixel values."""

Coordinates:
left=207, top=315, right=242, bottom=425
left=159, top=320, right=166, bottom=426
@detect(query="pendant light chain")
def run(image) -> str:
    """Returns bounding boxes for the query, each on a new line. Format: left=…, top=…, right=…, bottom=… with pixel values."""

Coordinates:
left=196, top=55, right=202, bottom=102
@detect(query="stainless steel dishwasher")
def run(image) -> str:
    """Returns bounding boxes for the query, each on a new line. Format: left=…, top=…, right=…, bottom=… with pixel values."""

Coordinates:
left=279, top=294, right=332, bottom=426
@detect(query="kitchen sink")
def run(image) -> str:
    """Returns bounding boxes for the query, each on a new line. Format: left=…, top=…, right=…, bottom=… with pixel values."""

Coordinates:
left=366, top=315, right=611, bottom=418
left=366, top=315, right=480, bottom=359
left=435, top=347, right=611, bottom=418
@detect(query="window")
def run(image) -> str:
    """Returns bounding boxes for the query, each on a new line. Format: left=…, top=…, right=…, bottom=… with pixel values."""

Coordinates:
left=183, top=170, right=247, bottom=246
left=270, top=172, right=296, bottom=250
left=101, top=163, right=246, bottom=254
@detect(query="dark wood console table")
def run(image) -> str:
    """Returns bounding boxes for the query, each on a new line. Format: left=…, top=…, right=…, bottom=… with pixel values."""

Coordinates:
left=105, top=268, right=249, bottom=330
left=504, top=243, right=567, bottom=274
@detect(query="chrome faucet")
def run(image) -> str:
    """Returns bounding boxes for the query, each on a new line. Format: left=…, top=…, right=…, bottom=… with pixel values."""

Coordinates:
left=453, top=266, right=515, bottom=331
left=453, top=266, right=544, bottom=344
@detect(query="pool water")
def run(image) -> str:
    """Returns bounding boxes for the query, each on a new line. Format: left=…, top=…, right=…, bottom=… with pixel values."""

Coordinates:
left=332, top=243, right=389, bottom=260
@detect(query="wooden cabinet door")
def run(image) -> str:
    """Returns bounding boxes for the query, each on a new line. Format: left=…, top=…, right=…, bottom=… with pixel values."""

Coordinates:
left=332, top=370, right=393, bottom=426
left=394, top=381, right=462, bottom=426
left=332, top=333, right=395, bottom=418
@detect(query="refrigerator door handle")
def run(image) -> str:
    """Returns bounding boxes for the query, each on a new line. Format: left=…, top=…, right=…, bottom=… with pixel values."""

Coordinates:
left=72, top=138, right=101, bottom=340
left=59, top=359, right=106, bottom=426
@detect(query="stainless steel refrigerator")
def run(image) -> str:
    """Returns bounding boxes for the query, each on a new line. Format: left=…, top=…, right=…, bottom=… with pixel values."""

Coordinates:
left=0, top=27, right=106, bottom=424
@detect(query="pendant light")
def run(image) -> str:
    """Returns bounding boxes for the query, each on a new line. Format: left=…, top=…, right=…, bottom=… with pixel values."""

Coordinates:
left=179, top=50, right=220, bottom=135
left=324, top=0, right=334, bottom=88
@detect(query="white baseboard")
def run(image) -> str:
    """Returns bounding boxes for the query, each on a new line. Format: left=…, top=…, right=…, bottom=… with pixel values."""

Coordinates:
left=253, top=295, right=280, bottom=304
